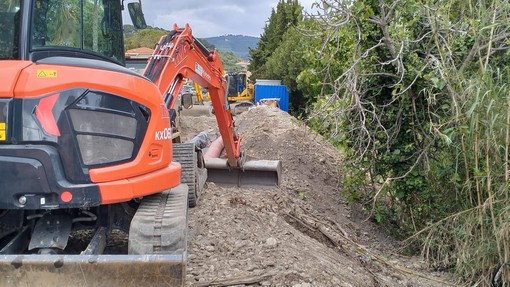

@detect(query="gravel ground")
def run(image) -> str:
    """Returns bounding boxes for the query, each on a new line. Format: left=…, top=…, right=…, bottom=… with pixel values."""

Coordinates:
left=181, top=106, right=457, bottom=287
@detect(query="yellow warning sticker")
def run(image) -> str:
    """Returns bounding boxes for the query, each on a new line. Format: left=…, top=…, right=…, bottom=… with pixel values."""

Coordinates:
left=37, top=69, right=58, bottom=78
left=0, top=122, right=6, bottom=140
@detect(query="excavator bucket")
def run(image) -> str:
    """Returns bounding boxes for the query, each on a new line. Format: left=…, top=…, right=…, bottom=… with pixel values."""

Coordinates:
left=0, top=254, right=185, bottom=287
left=203, top=137, right=282, bottom=187
left=205, top=157, right=282, bottom=187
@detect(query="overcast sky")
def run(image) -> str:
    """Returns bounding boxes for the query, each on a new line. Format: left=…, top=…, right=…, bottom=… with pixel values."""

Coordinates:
left=124, top=0, right=317, bottom=38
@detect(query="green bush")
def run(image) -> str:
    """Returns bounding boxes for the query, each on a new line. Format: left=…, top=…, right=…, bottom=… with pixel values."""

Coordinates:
left=306, top=0, right=510, bottom=284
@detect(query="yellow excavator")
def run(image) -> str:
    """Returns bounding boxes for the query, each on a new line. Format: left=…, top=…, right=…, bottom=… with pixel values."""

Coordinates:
left=193, top=81, right=209, bottom=103
left=225, top=71, right=255, bottom=114
left=193, top=72, right=253, bottom=104
left=227, top=71, right=254, bottom=102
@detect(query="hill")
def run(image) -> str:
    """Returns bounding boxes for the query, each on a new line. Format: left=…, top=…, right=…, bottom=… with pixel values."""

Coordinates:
left=123, top=25, right=257, bottom=61
left=202, top=34, right=259, bottom=60
left=123, top=26, right=248, bottom=71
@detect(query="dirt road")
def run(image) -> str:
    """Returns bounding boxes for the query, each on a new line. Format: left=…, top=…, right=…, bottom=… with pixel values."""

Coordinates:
left=181, top=107, right=456, bottom=287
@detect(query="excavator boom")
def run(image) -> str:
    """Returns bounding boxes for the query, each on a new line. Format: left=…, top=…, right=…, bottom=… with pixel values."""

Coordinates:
left=144, top=24, right=281, bottom=186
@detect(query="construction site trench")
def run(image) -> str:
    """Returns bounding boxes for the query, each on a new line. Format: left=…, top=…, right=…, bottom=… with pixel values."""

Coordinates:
left=179, top=107, right=456, bottom=287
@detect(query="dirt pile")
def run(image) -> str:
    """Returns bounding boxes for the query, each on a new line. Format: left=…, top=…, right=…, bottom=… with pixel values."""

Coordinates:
left=182, top=106, right=455, bottom=287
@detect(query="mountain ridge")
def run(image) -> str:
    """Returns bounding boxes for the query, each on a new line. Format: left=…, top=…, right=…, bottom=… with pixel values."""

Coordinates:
left=123, top=25, right=258, bottom=62
left=202, top=34, right=259, bottom=60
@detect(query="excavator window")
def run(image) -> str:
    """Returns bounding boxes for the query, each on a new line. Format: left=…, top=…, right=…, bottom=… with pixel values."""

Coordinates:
left=238, top=73, right=246, bottom=91
left=0, top=0, right=21, bottom=60
left=30, top=0, right=124, bottom=64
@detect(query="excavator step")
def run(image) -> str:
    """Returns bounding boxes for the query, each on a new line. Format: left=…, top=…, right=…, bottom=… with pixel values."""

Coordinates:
left=0, top=253, right=184, bottom=287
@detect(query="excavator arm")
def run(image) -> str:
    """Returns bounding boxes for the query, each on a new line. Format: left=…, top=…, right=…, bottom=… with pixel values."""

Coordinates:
left=143, top=24, right=242, bottom=168
left=141, top=24, right=281, bottom=186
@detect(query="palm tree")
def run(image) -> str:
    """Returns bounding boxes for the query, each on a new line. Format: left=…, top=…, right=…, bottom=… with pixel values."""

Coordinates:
left=1, top=0, right=20, bottom=12
left=92, top=0, right=99, bottom=51
left=50, top=1, right=79, bottom=47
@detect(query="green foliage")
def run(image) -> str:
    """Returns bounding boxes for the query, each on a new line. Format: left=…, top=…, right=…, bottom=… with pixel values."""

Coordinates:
left=264, top=24, right=320, bottom=115
left=248, top=0, right=303, bottom=80
left=123, top=24, right=136, bottom=36
left=0, top=0, right=20, bottom=59
left=124, top=27, right=167, bottom=50
left=248, top=0, right=320, bottom=115
left=218, top=50, right=244, bottom=72
left=28, top=0, right=124, bottom=61
left=308, top=0, right=510, bottom=284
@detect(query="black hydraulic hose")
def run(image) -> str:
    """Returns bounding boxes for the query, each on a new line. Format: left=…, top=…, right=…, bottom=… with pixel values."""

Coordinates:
left=193, top=37, right=211, bottom=59
left=144, top=30, right=178, bottom=82
left=144, top=32, right=171, bottom=79
left=72, top=210, right=97, bottom=223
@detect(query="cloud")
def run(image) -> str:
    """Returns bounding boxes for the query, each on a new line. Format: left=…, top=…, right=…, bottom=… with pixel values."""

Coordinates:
left=125, top=0, right=318, bottom=37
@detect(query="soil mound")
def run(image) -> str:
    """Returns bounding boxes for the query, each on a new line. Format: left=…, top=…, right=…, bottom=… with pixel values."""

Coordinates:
left=183, top=106, right=455, bottom=287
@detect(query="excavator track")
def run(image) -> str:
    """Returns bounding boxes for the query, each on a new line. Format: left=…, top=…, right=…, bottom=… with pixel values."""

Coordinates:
left=128, top=184, right=188, bottom=255
left=173, top=143, right=206, bottom=207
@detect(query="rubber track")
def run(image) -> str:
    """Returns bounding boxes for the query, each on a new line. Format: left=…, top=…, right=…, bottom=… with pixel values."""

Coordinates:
left=128, top=184, right=188, bottom=255
left=172, top=143, right=198, bottom=207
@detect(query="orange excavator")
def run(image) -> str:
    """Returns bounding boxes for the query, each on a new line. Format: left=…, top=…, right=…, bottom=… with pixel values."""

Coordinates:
left=0, top=1, right=281, bottom=286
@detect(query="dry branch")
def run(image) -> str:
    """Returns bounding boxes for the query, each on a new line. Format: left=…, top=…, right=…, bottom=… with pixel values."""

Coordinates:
left=192, top=272, right=277, bottom=287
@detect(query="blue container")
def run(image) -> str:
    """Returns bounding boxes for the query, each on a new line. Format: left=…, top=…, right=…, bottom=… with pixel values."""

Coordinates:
left=254, top=84, right=289, bottom=112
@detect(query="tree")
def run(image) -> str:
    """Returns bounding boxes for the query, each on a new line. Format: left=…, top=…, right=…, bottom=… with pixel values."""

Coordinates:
left=218, top=51, right=243, bottom=72
left=264, top=24, right=320, bottom=115
left=248, top=0, right=303, bottom=81
left=124, top=28, right=167, bottom=50
left=123, top=24, right=136, bottom=36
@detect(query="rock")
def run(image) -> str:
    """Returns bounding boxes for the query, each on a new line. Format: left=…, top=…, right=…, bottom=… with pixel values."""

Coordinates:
left=235, top=240, right=248, bottom=249
left=265, top=237, right=278, bottom=247
left=205, top=245, right=216, bottom=252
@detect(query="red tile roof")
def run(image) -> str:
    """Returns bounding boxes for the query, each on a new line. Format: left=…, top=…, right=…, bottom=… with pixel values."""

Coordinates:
left=126, top=47, right=154, bottom=54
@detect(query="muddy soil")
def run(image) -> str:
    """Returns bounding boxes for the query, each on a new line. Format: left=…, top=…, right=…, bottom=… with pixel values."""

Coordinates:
left=181, top=107, right=457, bottom=287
